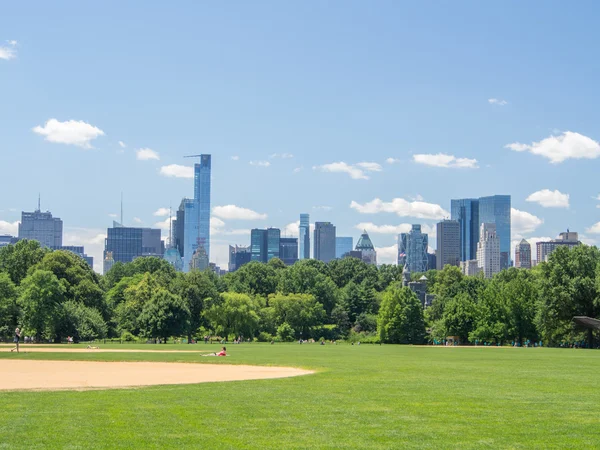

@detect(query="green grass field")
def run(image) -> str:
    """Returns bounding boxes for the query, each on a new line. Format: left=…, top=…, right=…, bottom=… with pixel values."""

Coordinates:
left=1, top=344, right=599, bottom=449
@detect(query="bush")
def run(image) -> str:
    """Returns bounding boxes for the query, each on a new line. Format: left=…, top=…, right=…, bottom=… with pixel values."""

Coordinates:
left=347, top=330, right=380, bottom=344
left=120, top=331, right=137, bottom=342
left=276, top=322, right=295, bottom=342
left=257, top=331, right=274, bottom=342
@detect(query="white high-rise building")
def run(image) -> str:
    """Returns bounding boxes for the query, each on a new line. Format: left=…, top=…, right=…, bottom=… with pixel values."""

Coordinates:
left=477, top=223, right=500, bottom=279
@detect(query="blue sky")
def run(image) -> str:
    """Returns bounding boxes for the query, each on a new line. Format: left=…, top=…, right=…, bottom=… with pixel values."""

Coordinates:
left=1, top=1, right=600, bottom=272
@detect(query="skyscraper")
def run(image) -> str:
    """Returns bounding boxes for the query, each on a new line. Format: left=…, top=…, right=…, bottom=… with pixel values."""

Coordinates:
left=536, top=230, right=580, bottom=263
left=183, top=154, right=211, bottom=271
left=104, top=222, right=164, bottom=266
left=477, top=223, right=500, bottom=279
left=172, top=200, right=186, bottom=258
left=299, top=213, right=310, bottom=259
left=436, top=220, right=460, bottom=270
left=355, top=231, right=377, bottom=265
left=314, top=222, right=336, bottom=263
left=250, top=228, right=281, bottom=263
left=398, top=225, right=428, bottom=272
left=478, top=195, right=511, bottom=270
left=279, top=237, right=298, bottom=266
left=336, top=237, right=353, bottom=259
left=229, top=245, right=251, bottom=272
left=18, top=208, right=63, bottom=248
left=450, top=198, right=479, bottom=262
left=515, top=239, right=532, bottom=269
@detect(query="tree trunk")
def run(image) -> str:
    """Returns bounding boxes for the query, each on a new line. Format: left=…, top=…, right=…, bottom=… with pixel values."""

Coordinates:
left=588, top=328, right=594, bottom=349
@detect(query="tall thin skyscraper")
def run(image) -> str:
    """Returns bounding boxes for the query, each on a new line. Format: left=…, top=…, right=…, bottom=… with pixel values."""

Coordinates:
left=450, top=198, right=479, bottom=262
left=183, top=155, right=211, bottom=271
left=398, top=225, right=428, bottom=273
left=299, top=213, right=310, bottom=259
left=515, top=239, right=532, bottom=269
left=436, top=220, right=460, bottom=270
left=314, top=222, right=336, bottom=263
left=477, top=223, right=500, bottom=278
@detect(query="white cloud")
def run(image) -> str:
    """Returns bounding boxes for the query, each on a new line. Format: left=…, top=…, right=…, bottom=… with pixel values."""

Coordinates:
left=526, top=189, right=570, bottom=208
left=230, top=156, right=239, bottom=161
left=118, top=141, right=126, bottom=148
left=413, top=153, right=478, bottom=169
left=283, top=221, right=315, bottom=237
left=153, top=207, right=170, bottom=217
left=579, top=234, right=598, bottom=246
left=313, top=162, right=369, bottom=180
left=355, top=223, right=412, bottom=235
left=133, top=217, right=143, bottom=224
left=511, top=208, right=543, bottom=235
left=212, top=205, right=267, bottom=220
left=355, top=162, right=383, bottom=172
left=0, top=40, right=17, bottom=60
left=0, top=220, right=19, bottom=235
left=293, top=166, right=303, bottom=173
left=249, top=161, right=271, bottom=167
left=210, top=217, right=250, bottom=236
left=488, top=98, right=508, bottom=106
left=386, top=158, right=401, bottom=164
left=153, top=217, right=173, bottom=231
left=159, top=164, right=193, bottom=178
left=136, top=148, right=160, bottom=161
left=375, top=244, right=398, bottom=265
left=350, top=198, right=449, bottom=220
left=586, top=222, right=600, bottom=234
left=32, top=119, right=105, bottom=149
left=505, top=131, right=600, bottom=164
left=63, top=227, right=107, bottom=274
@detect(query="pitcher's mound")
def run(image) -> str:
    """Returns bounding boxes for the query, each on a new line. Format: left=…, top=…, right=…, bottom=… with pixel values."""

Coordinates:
left=0, top=360, right=313, bottom=391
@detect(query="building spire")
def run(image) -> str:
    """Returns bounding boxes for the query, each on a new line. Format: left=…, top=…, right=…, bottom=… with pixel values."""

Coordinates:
left=37, top=193, right=41, bottom=212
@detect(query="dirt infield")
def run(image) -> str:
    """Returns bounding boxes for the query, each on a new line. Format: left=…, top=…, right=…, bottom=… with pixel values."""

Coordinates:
left=0, top=360, right=313, bottom=391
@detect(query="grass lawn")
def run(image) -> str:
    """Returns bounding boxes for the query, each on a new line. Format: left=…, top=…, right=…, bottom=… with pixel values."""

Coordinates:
left=1, top=343, right=599, bottom=449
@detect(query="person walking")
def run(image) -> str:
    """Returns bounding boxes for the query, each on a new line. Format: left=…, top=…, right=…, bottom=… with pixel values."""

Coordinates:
left=10, top=327, right=21, bottom=353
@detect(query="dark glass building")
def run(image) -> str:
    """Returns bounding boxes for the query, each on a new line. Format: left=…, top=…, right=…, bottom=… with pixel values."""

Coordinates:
left=104, top=222, right=164, bottom=265
left=299, top=213, right=310, bottom=259
left=250, top=228, right=281, bottom=263
left=314, top=222, right=336, bottom=263
left=478, top=195, right=511, bottom=270
left=229, top=245, right=251, bottom=271
left=436, top=219, right=460, bottom=270
left=173, top=200, right=186, bottom=258
left=183, top=154, right=211, bottom=271
left=279, top=237, right=298, bottom=266
left=450, top=198, right=479, bottom=262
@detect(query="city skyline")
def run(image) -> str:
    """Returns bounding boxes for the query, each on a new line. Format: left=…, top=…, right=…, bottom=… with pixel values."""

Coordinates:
left=2, top=2, right=600, bottom=272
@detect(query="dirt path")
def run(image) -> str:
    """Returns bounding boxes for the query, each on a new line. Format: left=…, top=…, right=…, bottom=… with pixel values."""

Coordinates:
left=0, top=359, right=313, bottom=391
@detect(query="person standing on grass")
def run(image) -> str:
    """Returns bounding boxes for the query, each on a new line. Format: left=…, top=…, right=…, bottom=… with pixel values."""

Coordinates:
left=10, top=327, right=21, bottom=353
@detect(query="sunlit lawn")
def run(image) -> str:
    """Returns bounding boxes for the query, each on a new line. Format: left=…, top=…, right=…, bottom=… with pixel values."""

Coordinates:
left=1, top=343, right=599, bottom=449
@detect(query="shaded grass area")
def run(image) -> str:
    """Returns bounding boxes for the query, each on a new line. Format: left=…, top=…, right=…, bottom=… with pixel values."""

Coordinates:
left=1, top=344, right=599, bottom=449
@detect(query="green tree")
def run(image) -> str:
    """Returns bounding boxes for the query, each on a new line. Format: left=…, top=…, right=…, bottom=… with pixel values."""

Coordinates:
left=328, top=257, right=378, bottom=290
left=339, top=280, right=377, bottom=323
left=536, top=245, right=600, bottom=345
left=138, top=289, right=190, bottom=342
left=442, top=292, right=477, bottom=343
left=377, top=286, right=425, bottom=344
left=228, top=262, right=278, bottom=297
left=205, top=292, right=260, bottom=338
left=18, top=270, right=66, bottom=341
left=172, top=271, right=219, bottom=341
left=269, top=293, right=326, bottom=339
left=0, top=239, right=48, bottom=284
left=0, top=272, right=19, bottom=336
left=279, top=261, right=339, bottom=315
left=58, top=301, right=108, bottom=341
left=276, top=322, right=295, bottom=342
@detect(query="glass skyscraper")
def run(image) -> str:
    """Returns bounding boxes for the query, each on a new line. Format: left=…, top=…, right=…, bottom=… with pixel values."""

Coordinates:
left=336, top=237, right=353, bottom=259
left=279, top=237, right=298, bottom=266
left=478, top=195, right=511, bottom=270
left=314, top=222, right=336, bottom=263
left=451, top=195, right=511, bottom=269
left=398, top=225, right=428, bottom=273
left=18, top=209, right=63, bottom=248
left=183, top=155, right=211, bottom=271
left=450, top=198, right=479, bottom=262
left=250, top=228, right=281, bottom=263
left=299, top=213, right=310, bottom=259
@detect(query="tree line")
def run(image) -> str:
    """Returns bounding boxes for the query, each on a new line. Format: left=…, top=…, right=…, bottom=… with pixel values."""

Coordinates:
left=0, top=239, right=598, bottom=346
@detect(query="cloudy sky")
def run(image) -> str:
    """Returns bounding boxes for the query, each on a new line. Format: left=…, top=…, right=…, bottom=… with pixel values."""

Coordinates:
left=1, top=1, right=600, bottom=272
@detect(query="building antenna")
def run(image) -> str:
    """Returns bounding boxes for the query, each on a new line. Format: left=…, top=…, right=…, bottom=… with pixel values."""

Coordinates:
left=37, top=193, right=41, bottom=212
left=120, top=192, right=123, bottom=225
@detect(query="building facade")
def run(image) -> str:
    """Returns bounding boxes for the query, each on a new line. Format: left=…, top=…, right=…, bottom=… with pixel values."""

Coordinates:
left=104, top=222, right=164, bottom=266
left=436, top=219, right=460, bottom=270
left=477, top=223, right=500, bottom=279
left=460, top=259, right=480, bottom=276
left=398, top=224, right=428, bottom=273
left=228, top=245, right=252, bottom=272
left=536, top=231, right=580, bottom=263
left=183, top=154, right=211, bottom=271
left=250, top=228, right=281, bottom=263
left=314, top=222, right=336, bottom=263
left=279, top=237, right=298, bottom=266
left=515, top=239, right=532, bottom=269
left=18, top=209, right=63, bottom=248
left=299, top=213, right=310, bottom=259
left=336, top=237, right=353, bottom=259
left=450, top=198, right=479, bottom=262
left=478, top=195, right=511, bottom=270
left=355, top=231, right=377, bottom=265
left=172, top=200, right=186, bottom=258
left=0, top=235, right=18, bottom=248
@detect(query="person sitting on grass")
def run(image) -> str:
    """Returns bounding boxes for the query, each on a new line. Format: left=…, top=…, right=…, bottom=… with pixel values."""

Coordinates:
left=202, top=346, right=227, bottom=357
left=86, top=345, right=100, bottom=349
